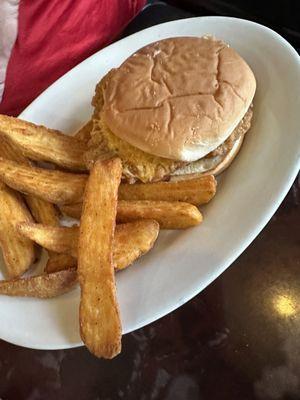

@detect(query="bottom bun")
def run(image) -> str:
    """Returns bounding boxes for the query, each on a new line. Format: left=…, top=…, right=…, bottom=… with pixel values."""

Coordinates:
left=170, top=134, right=244, bottom=180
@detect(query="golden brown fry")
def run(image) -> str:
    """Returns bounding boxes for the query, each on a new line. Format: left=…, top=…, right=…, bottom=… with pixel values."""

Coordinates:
left=0, top=155, right=216, bottom=208
left=78, top=158, right=122, bottom=359
left=0, top=136, right=61, bottom=271
left=18, top=224, right=79, bottom=257
left=59, top=176, right=216, bottom=209
left=0, top=135, right=27, bottom=164
left=117, top=200, right=202, bottom=229
left=119, top=175, right=217, bottom=205
left=0, top=158, right=87, bottom=205
left=113, top=220, right=159, bottom=270
left=0, top=114, right=87, bottom=170
left=18, top=220, right=159, bottom=270
left=0, top=269, right=77, bottom=298
left=0, top=140, right=71, bottom=271
left=45, top=253, right=77, bottom=273
left=61, top=200, right=202, bottom=229
left=25, top=196, right=59, bottom=226
left=0, top=182, right=35, bottom=278
left=74, top=120, right=93, bottom=143
left=27, top=200, right=60, bottom=275
left=0, top=136, right=60, bottom=225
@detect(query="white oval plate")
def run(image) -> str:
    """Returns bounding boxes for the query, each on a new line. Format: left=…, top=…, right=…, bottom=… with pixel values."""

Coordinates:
left=0, top=17, right=299, bottom=350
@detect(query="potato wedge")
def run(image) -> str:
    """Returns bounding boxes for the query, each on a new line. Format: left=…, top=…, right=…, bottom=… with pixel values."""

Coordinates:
left=0, top=156, right=216, bottom=207
left=113, top=220, right=159, bottom=270
left=0, top=137, right=60, bottom=225
left=117, top=200, right=202, bottom=229
left=0, top=158, right=87, bottom=205
left=0, top=135, right=28, bottom=164
left=26, top=198, right=61, bottom=275
left=0, top=182, right=35, bottom=278
left=61, top=200, right=202, bottom=229
left=18, top=220, right=159, bottom=270
left=119, top=175, right=216, bottom=205
left=74, top=120, right=93, bottom=143
left=25, top=196, right=59, bottom=226
left=45, top=253, right=77, bottom=273
left=0, top=137, right=62, bottom=270
left=78, top=158, right=122, bottom=358
left=18, top=224, right=79, bottom=257
left=0, top=114, right=87, bottom=170
left=0, top=269, right=77, bottom=298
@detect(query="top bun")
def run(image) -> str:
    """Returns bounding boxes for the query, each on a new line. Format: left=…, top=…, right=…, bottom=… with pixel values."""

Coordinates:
left=102, top=36, right=256, bottom=162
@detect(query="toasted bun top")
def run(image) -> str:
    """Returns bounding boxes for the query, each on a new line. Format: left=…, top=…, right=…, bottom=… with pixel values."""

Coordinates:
left=102, top=36, right=256, bottom=162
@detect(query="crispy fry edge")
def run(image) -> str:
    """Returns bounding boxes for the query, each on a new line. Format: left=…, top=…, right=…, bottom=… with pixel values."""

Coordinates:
left=78, top=158, right=122, bottom=358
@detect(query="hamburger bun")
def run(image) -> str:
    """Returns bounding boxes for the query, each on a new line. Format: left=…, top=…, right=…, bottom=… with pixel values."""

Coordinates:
left=102, top=36, right=256, bottom=162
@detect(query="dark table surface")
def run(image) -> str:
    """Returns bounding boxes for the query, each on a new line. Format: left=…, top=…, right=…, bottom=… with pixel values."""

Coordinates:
left=1, top=3, right=299, bottom=400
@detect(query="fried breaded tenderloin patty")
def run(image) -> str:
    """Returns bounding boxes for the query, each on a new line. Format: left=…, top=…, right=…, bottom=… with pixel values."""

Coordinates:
left=85, top=36, right=255, bottom=182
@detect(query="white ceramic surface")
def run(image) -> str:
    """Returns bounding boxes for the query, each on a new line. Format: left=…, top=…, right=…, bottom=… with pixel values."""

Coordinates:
left=0, top=17, right=299, bottom=350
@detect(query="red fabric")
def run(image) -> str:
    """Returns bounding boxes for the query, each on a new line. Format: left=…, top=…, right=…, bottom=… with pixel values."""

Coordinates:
left=0, top=0, right=146, bottom=116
